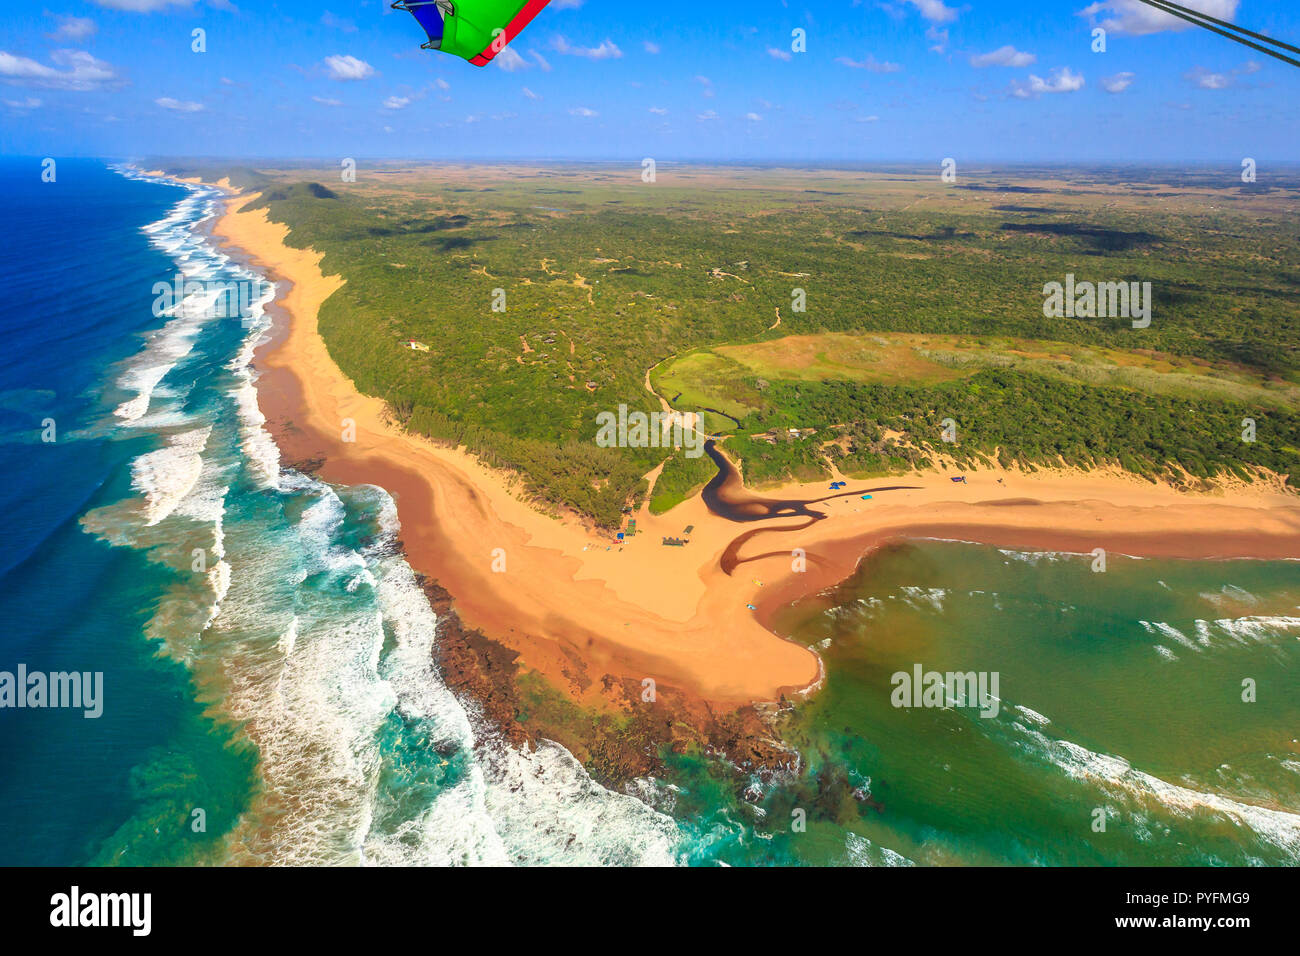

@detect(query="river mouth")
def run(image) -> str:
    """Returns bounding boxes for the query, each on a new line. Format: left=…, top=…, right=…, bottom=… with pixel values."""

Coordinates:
left=698, top=439, right=923, bottom=573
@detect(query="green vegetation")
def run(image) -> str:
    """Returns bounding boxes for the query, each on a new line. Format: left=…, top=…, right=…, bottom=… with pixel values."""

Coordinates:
left=658, top=331, right=1300, bottom=487
left=648, top=451, right=718, bottom=514
left=755, top=370, right=1300, bottom=486
left=246, top=164, right=1300, bottom=519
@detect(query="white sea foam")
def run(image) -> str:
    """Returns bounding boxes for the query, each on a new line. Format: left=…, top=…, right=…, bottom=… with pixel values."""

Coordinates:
left=129, top=426, right=211, bottom=526
left=844, top=831, right=913, bottom=866
left=111, top=176, right=230, bottom=426
left=1199, top=584, right=1260, bottom=609
left=1138, top=620, right=1198, bottom=650
left=1014, top=704, right=1051, bottom=726
left=114, top=362, right=180, bottom=423
left=899, top=586, right=948, bottom=612
left=1015, top=724, right=1300, bottom=860
left=996, top=548, right=1088, bottom=565
left=1205, top=615, right=1300, bottom=645
left=111, top=301, right=211, bottom=423
left=1146, top=614, right=1300, bottom=652
left=202, top=480, right=683, bottom=867
left=362, top=492, right=681, bottom=866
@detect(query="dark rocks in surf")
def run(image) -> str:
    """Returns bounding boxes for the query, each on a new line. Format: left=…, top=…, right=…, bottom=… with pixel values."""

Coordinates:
left=417, top=572, right=801, bottom=793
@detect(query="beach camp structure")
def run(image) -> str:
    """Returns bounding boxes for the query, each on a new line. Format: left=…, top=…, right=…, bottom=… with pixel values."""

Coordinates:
left=393, top=0, right=551, bottom=66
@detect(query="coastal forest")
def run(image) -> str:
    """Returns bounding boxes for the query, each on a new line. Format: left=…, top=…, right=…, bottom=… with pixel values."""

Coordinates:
left=237, top=163, right=1300, bottom=526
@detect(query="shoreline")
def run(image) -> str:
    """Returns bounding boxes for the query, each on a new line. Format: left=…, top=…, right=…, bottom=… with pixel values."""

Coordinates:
left=201, top=181, right=1300, bottom=712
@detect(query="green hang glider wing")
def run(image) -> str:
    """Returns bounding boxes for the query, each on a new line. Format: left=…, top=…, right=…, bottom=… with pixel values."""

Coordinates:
left=393, top=0, right=552, bottom=67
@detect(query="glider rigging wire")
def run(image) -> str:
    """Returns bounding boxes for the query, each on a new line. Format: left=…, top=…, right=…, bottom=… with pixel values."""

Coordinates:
left=1131, top=0, right=1300, bottom=69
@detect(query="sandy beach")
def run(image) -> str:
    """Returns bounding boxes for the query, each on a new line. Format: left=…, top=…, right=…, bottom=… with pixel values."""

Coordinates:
left=208, top=186, right=1300, bottom=708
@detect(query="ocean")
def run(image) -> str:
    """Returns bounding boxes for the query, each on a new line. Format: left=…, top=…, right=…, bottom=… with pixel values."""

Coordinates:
left=0, top=159, right=1295, bottom=866
left=671, top=541, right=1300, bottom=866
left=0, top=160, right=676, bottom=866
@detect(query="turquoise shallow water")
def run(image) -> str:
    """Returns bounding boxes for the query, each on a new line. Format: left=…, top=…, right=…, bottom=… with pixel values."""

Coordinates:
left=659, top=541, right=1300, bottom=866
left=1, top=161, right=1295, bottom=866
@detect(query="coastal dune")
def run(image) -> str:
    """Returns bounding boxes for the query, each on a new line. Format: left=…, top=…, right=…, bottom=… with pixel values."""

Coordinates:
left=212, top=189, right=1300, bottom=708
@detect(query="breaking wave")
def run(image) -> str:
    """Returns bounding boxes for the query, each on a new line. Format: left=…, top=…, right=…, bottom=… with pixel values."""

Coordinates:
left=93, top=166, right=684, bottom=866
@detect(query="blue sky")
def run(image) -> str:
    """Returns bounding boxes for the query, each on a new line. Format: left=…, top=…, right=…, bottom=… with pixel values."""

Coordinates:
left=2, top=0, right=1298, bottom=162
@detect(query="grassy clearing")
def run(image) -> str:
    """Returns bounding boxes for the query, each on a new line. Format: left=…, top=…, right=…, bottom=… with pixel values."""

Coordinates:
left=661, top=333, right=1300, bottom=419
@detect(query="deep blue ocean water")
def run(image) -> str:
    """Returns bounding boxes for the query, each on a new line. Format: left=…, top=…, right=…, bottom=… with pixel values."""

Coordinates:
left=0, top=160, right=257, bottom=864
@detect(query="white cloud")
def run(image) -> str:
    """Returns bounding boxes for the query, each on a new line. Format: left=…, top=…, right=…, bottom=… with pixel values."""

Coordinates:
left=1101, top=71, right=1135, bottom=93
left=697, top=109, right=718, bottom=121
left=649, top=106, right=667, bottom=114
left=836, top=54, right=902, bottom=72
left=4, top=96, right=42, bottom=109
left=0, top=49, right=119, bottom=90
left=383, top=95, right=410, bottom=110
left=495, top=47, right=528, bottom=71
left=47, top=16, right=97, bottom=41
left=156, top=96, right=204, bottom=112
left=569, top=106, right=597, bottom=117
left=1186, top=66, right=1232, bottom=89
left=767, top=47, right=792, bottom=62
left=313, top=95, right=342, bottom=106
left=323, top=54, right=374, bottom=81
left=906, top=0, right=959, bottom=24
left=644, top=41, right=660, bottom=54
left=552, top=36, right=622, bottom=59
left=745, top=112, right=762, bottom=121
left=970, top=46, right=1036, bottom=68
left=522, top=86, right=540, bottom=100
left=1010, top=67, right=1086, bottom=98
left=1078, top=0, right=1239, bottom=37
left=530, top=51, right=552, bottom=71
left=926, top=26, right=950, bottom=54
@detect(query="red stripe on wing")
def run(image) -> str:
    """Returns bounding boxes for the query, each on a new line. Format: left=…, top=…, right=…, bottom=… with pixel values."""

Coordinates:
left=469, top=0, right=550, bottom=66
